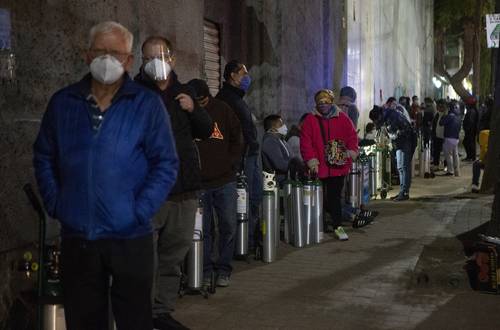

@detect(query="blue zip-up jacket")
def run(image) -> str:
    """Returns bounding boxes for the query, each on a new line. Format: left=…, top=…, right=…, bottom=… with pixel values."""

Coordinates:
left=33, top=74, right=179, bottom=240
left=439, top=112, right=461, bottom=139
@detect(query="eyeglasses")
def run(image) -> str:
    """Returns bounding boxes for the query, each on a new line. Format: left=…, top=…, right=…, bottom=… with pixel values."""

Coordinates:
left=89, top=49, right=131, bottom=62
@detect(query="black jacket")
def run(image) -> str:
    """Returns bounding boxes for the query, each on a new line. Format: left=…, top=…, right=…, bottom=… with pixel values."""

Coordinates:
left=216, top=82, right=259, bottom=157
left=135, top=71, right=213, bottom=198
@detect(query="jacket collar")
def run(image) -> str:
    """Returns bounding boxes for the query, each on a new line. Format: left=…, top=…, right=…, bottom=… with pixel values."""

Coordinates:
left=222, top=81, right=245, bottom=98
left=312, top=104, right=340, bottom=118
left=70, top=73, right=140, bottom=101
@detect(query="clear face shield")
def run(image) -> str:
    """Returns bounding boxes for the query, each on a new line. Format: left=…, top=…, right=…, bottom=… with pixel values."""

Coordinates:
left=143, top=45, right=173, bottom=81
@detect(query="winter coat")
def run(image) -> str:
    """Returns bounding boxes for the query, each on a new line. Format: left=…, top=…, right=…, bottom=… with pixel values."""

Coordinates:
left=439, top=111, right=461, bottom=139
left=262, top=132, right=291, bottom=184
left=135, top=71, right=213, bottom=198
left=300, top=106, right=358, bottom=179
left=33, top=74, right=179, bottom=240
left=196, top=97, right=244, bottom=189
left=463, top=106, right=479, bottom=133
left=382, top=108, right=416, bottom=150
left=216, top=82, right=259, bottom=157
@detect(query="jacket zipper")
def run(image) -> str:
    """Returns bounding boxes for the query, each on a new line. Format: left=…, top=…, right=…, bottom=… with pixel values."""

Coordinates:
left=87, top=106, right=108, bottom=240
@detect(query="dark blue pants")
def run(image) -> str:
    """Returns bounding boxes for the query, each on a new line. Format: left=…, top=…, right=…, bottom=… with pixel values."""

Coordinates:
left=202, top=181, right=237, bottom=277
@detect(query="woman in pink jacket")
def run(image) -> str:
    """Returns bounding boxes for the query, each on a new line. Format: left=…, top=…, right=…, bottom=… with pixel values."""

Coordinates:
left=300, top=89, right=359, bottom=241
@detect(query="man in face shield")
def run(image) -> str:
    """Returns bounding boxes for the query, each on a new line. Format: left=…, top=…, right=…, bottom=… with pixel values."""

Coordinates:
left=33, top=22, right=179, bottom=329
left=135, top=36, right=213, bottom=330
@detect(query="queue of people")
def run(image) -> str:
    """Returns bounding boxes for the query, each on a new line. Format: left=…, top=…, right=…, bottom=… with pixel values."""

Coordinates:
left=32, top=20, right=491, bottom=330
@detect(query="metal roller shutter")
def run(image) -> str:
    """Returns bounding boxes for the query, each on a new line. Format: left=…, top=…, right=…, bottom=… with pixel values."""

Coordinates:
left=203, top=20, right=221, bottom=96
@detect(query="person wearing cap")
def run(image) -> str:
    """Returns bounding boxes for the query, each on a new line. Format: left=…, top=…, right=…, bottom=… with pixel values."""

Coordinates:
left=462, top=96, right=479, bottom=161
left=369, top=103, right=417, bottom=201
left=261, top=114, right=292, bottom=186
left=439, top=100, right=462, bottom=177
left=134, top=36, right=213, bottom=330
left=217, top=60, right=262, bottom=253
left=187, top=78, right=243, bottom=288
left=300, top=89, right=358, bottom=240
left=337, top=86, right=359, bottom=129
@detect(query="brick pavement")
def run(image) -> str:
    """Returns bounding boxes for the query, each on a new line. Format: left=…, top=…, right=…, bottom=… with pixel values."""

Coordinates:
left=173, top=163, right=499, bottom=330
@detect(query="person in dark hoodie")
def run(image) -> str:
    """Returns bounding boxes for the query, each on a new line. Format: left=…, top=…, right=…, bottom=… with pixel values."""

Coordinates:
left=217, top=60, right=262, bottom=252
left=439, top=100, right=461, bottom=176
left=370, top=103, right=416, bottom=201
left=187, top=78, right=243, bottom=288
left=135, top=36, right=213, bottom=330
left=262, top=114, right=292, bottom=186
left=337, top=86, right=359, bottom=129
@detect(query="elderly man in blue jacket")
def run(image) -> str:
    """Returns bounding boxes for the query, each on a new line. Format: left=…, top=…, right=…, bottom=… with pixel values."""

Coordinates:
left=33, top=21, right=178, bottom=330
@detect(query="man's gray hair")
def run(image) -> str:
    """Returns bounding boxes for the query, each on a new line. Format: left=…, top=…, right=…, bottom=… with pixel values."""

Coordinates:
left=88, top=21, right=133, bottom=52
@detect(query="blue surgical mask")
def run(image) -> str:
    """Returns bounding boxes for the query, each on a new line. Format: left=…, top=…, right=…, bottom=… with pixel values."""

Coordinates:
left=239, top=75, right=252, bottom=92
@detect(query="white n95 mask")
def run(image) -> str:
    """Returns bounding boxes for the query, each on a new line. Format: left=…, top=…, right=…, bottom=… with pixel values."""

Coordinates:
left=89, top=55, right=124, bottom=85
left=144, top=58, right=172, bottom=81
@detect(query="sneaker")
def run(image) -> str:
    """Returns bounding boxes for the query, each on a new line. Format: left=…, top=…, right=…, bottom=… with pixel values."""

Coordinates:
left=471, top=184, right=480, bottom=193
left=216, top=275, right=230, bottom=287
left=393, top=194, right=409, bottom=201
left=153, top=313, right=189, bottom=330
left=444, top=172, right=454, bottom=176
left=479, top=234, right=500, bottom=245
left=334, top=226, right=349, bottom=241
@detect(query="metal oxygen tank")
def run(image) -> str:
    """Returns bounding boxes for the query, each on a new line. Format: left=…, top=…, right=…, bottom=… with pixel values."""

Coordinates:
left=375, top=148, right=383, bottom=192
left=303, top=175, right=314, bottom=246
left=348, top=160, right=361, bottom=209
left=262, top=171, right=277, bottom=262
left=423, top=139, right=432, bottom=178
left=274, top=186, right=280, bottom=248
left=282, top=174, right=293, bottom=244
left=187, top=198, right=204, bottom=289
left=369, top=152, right=378, bottom=199
left=312, top=176, right=323, bottom=244
left=291, top=180, right=305, bottom=248
left=235, top=172, right=249, bottom=256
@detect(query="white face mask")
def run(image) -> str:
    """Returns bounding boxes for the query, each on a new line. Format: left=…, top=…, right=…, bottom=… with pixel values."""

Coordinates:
left=277, top=124, right=288, bottom=136
left=144, top=58, right=172, bottom=81
left=89, top=55, right=124, bottom=85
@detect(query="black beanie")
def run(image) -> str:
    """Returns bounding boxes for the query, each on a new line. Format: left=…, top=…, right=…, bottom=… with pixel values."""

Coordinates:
left=187, top=79, right=210, bottom=99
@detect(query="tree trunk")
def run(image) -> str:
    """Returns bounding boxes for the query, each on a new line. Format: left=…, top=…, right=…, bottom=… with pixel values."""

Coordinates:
left=434, top=20, right=475, bottom=100
left=472, top=0, right=483, bottom=97
left=485, top=0, right=500, bottom=236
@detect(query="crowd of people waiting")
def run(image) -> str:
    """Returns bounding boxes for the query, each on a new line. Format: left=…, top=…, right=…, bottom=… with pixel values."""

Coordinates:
left=31, top=20, right=492, bottom=330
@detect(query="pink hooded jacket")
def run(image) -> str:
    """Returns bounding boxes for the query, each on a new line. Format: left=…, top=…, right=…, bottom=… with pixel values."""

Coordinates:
left=300, top=106, right=358, bottom=178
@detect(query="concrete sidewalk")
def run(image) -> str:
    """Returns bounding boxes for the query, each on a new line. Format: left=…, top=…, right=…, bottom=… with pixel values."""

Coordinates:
left=174, top=162, right=498, bottom=330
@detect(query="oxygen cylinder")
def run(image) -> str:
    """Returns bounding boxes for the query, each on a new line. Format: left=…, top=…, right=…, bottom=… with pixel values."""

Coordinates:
left=303, top=177, right=313, bottom=246
left=348, top=160, right=361, bottom=209
left=274, top=187, right=280, bottom=248
left=187, top=199, right=203, bottom=289
left=42, top=246, right=65, bottom=330
left=235, top=173, right=249, bottom=256
left=369, top=153, right=377, bottom=199
left=43, top=305, right=65, bottom=330
left=375, top=149, right=383, bottom=191
left=291, top=181, right=305, bottom=248
left=262, top=190, right=276, bottom=263
left=382, top=146, right=391, bottom=188
left=282, top=177, right=293, bottom=244
left=312, top=177, right=323, bottom=244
